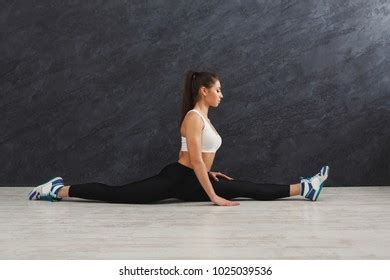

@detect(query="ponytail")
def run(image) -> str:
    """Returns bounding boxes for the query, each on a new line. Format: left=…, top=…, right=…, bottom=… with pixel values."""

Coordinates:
left=179, top=70, right=219, bottom=128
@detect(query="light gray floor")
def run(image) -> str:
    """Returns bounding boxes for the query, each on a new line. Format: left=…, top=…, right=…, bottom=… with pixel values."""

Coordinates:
left=0, top=186, right=389, bottom=259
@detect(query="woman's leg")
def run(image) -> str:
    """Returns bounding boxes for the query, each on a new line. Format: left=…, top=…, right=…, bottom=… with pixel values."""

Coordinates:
left=290, top=183, right=301, bottom=196
left=58, top=186, right=70, bottom=198
left=175, top=164, right=330, bottom=202
left=65, top=173, right=175, bottom=204
left=213, top=178, right=292, bottom=200
left=46, top=162, right=188, bottom=204
left=180, top=177, right=293, bottom=202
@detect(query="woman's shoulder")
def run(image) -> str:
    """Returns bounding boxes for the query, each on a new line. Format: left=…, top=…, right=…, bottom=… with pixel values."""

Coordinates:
left=183, top=110, right=205, bottom=130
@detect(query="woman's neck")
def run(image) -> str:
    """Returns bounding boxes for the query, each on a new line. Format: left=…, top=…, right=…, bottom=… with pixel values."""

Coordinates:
left=193, top=104, right=210, bottom=119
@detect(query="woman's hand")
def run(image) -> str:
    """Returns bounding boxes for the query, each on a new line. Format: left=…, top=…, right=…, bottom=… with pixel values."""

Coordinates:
left=210, top=195, right=240, bottom=206
left=208, top=171, right=235, bottom=181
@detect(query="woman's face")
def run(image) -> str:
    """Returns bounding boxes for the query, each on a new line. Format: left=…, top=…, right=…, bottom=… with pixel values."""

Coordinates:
left=202, top=80, right=223, bottom=107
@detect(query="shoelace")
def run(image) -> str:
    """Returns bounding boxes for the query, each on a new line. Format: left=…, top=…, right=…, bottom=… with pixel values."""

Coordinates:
left=300, top=172, right=321, bottom=182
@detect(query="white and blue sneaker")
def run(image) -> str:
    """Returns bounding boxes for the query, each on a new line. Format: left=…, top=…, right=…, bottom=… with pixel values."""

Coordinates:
left=300, top=166, right=330, bottom=201
left=28, top=177, right=64, bottom=201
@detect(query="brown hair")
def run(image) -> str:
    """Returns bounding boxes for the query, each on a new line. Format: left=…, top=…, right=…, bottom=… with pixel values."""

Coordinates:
left=179, top=70, right=219, bottom=127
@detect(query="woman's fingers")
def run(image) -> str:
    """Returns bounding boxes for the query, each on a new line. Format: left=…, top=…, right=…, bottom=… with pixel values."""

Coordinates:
left=211, top=173, right=219, bottom=181
left=212, top=175, right=219, bottom=181
left=221, top=198, right=240, bottom=206
left=217, top=172, right=234, bottom=180
left=212, top=195, right=240, bottom=206
left=210, top=171, right=235, bottom=182
left=225, top=201, right=239, bottom=206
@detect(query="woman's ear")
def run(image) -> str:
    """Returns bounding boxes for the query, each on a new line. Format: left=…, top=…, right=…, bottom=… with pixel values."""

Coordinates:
left=200, top=86, right=207, bottom=96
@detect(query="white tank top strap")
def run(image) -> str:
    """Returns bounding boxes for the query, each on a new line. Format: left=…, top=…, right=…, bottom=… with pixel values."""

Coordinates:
left=188, top=109, right=204, bottom=119
left=187, top=109, right=206, bottom=126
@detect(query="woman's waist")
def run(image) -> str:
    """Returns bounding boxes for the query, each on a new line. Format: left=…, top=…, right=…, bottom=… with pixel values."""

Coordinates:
left=159, top=161, right=196, bottom=181
left=177, top=153, right=214, bottom=171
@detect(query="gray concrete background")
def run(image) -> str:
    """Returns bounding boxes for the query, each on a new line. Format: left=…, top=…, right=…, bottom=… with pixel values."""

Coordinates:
left=1, top=0, right=389, bottom=186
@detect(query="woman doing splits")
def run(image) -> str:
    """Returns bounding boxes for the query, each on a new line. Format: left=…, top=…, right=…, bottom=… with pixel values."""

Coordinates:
left=28, top=71, right=330, bottom=206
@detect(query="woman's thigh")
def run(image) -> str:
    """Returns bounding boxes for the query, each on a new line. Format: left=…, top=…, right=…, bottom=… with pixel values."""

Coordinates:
left=176, top=177, right=290, bottom=201
left=70, top=173, right=176, bottom=203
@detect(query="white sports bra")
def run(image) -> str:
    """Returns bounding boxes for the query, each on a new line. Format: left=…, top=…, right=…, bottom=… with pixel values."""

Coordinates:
left=181, top=109, right=222, bottom=153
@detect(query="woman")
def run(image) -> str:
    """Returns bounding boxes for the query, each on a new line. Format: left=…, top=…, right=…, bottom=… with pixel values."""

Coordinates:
left=28, top=71, right=330, bottom=206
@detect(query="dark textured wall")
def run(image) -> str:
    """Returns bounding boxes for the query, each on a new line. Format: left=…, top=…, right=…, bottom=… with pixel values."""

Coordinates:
left=1, top=0, right=389, bottom=186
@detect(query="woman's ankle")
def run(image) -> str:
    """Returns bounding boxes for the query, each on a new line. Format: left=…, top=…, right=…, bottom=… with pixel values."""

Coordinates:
left=289, top=183, right=301, bottom=196
left=58, top=186, right=70, bottom=198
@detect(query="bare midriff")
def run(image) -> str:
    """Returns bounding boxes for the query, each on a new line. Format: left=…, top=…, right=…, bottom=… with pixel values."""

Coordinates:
left=177, top=151, right=215, bottom=172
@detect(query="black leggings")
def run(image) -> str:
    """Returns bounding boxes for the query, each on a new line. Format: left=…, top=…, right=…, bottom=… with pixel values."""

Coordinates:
left=68, top=162, right=291, bottom=204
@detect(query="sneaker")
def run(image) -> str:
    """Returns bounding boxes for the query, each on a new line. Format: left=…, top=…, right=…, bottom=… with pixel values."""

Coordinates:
left=300, top=166, right=330, bottom=201
left=28, top=177, right=64, bottom=201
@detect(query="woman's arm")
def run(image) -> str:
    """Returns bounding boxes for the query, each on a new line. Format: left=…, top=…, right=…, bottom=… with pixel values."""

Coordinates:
left=185, top=112, right=239, bottom=206
left=185, top=112, right=217, bottom=199
left=191, top=161, right=217, bottom=199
